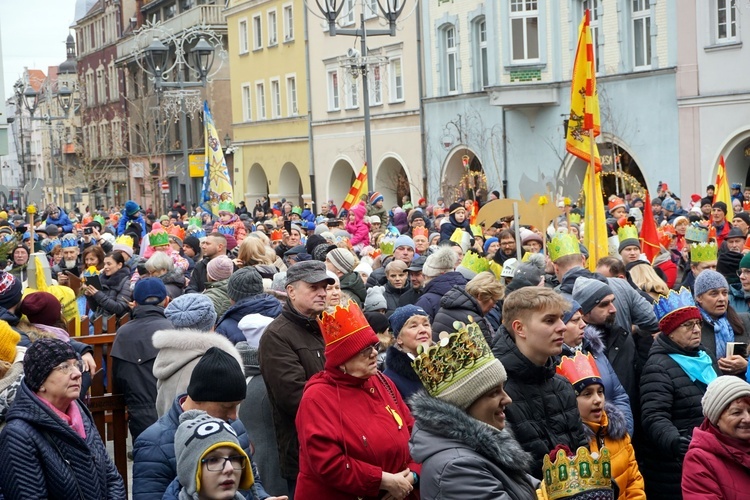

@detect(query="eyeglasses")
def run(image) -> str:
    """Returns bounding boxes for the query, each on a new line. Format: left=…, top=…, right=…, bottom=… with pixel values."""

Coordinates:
left=680, top=320, right=702, bottom=330
left=201, top=455, right=246, bottom=471
left=52, top=360, right=84, bottom=375
left=737, top=269, right=750, bottom=277
left=359, top=342, right=381, bottom=358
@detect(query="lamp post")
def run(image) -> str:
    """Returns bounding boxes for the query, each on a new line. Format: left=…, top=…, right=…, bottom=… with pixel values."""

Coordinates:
left=314, top=0, right=407, bottom=191
left=132, top=23, right=223, bottom=212
left=18, top=81, right=73, bottom=207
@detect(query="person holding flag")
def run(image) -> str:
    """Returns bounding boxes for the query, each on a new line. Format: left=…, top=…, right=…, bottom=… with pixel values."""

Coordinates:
left=200, top=101, right=235, bottom=224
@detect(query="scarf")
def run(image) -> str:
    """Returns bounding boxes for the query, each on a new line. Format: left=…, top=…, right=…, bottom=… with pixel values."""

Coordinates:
left=668, top=350, right=718, bottom=386
left=701, top=309, right=734, bottom=358
left=39, top=396, right=86, bottom=439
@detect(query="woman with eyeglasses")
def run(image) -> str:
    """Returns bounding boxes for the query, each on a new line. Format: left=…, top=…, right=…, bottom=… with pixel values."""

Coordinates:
left=639, top=288, right=720, bottom=499
left=693, top=270, right=750, bottom=376
left=295, top=300, right=420, bottom=500
left=0, top=338, right=125, bottom=499
left=729, top=253, right=750, bottom=313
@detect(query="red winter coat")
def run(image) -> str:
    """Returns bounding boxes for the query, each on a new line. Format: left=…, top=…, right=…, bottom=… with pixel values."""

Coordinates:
left=295, top=368, right=420, bottom=500
left=682, top=418, right=750, bottom=499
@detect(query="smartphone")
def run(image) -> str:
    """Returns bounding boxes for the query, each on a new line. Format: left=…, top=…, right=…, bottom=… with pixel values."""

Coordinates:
left=284, top=220, right=292, bottom=233
left=84, top=227, right=93, bottom=235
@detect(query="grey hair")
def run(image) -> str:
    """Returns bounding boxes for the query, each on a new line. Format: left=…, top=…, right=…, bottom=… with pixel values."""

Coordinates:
left=145, top=251, right=174, bottom=273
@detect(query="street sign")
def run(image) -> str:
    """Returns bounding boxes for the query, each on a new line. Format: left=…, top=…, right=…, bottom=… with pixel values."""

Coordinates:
left=161, top=181, right=170, bottom=194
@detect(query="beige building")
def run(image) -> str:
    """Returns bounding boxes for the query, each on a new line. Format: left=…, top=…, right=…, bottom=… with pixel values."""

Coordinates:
left=308, top=1, right=423, bottom=210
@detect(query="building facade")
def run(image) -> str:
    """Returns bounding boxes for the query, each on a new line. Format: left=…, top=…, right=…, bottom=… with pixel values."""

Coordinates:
left=225, top=0, right=311, bottom=208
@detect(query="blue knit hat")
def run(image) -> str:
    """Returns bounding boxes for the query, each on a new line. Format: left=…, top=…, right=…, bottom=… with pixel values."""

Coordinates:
left=125, top=200, right=141, bottom=217
left=563, top=298, right=583, bottom=324
left=370, top=192, right=384, bottom=205
left=394, top=235, right=415, bottom=251
left=165, top=294, right=217, bottom=331
left=389, top=305, right=429, bottom=337
left=483, top=237, right=498, bottom=253
left=694, top=270, right=729, bottom=298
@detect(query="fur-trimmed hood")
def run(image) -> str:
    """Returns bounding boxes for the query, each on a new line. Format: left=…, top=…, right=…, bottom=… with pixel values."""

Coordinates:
left=582, top=324, right=606, bottom=355
left=152, top=328, right=242, bottom=381
left=582, top=402, right=629, bottom=441
left=409, top=391, right=533, bottom=475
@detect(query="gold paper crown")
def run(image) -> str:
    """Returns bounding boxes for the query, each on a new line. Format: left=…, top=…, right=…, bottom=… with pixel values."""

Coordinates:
left=115, top=234, right=133, bottom=247
left=412, top=227, right=429, bottom=238
left=270, top=229, right=283, bottom=241
left=379, top=237, right=395, bottom=256
left=556, top=352, right=603, bottom=395
left=690, top=242, right=718, bottom=263
left=542, top=447, right=613, bottom=500
left=450, top=228, right=467, bottom=245
left=460, top=252, right=490, bottom=274
left=167, top=224, right=185, bottom=241
left=568, top=213, right=581, bottom=224
left=317, top=300, right=371, bottom=347
left=149, top=230, right=169, bottom=247
left=488, top=261, right=504, bottom=280
left=470, top=224, right=483, bottom=237
left=617, top=224, right=639, bottom=243
left=549, top=232, right=581, bottom=262
left=412, top=321, right=495, bottom=397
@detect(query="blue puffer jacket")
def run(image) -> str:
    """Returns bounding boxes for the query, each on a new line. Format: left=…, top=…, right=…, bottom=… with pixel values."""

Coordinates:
left=117, top=212, right=147, bottom=237
left=132, top=394, right=269, bottom=500
left=0, top=381, right=125, bottom=499
left=216, top=294, right=282, bottom=344
left=415, top=272, right=467, bottom=321
left=45, top=209, right=74, bottom=233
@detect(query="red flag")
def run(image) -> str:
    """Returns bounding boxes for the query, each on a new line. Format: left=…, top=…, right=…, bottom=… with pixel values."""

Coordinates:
left=640, top=191, right=661, bottom=263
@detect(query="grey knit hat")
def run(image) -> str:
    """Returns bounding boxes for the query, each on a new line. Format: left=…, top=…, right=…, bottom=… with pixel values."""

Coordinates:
left=422, top=247, right=457, bottom=277
left=165, top=294, right=218, bottom=331
left=702, top=376, right=750, bottom=425
left=694, top=270, right=729, bottom=298
left=326, top=248, right=355, bottom=274
left=572, top=277, right=614, bottom=314
left=174, top=410, right=253, bottom=497
left=227, top=267, right=264, bottom=302
left=364, top=286, right=387, bottom=312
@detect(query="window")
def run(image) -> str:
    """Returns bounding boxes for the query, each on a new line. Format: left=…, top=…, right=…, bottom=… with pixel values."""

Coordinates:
left=327, top=70, right=340, bottom=111
left=475, top=19, right=489, bottom=88
left=369, top=65, right=382, bottom=105
left=286, top=75, right=298, bottom=115
left=256, top=82, right=266, bottom=119
left=444, top=26, right=458, bottom=94
left=271, top=79, right=281, bottom=118
left=268, top=10, right=278, bottom=45
left=389, top=57, right=404, bottom=102
left=510, top=0, right=539, bottom=62
left=717, top=0, right=737, bottom=42
left=345, top=78, right=359, bottom=109
left=365, top=0, right=378, bottom=19
left=342, top=0, right=355, bottom=25
left=253, top=15, right=262, bottom=50
left=283, top=4, right=294, bottom=41
left=583, top=0, right=601, bottom=72
left=242, top=84, right=252, bottom=121
left=632, top=0, right=651, bottom=69
left=239, top=19, right=249, bottom=54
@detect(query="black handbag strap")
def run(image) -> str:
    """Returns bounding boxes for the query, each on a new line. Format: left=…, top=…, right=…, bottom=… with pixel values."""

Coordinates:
left=41, top=430, right=86, bottom=500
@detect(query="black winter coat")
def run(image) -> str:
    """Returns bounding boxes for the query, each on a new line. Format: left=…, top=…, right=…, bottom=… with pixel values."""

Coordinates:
left=0, top=381, right=126, bottom=499
left=186, top=255, right=211, bottom=293
left=383, top=282, right=409, bottom=317
left=639, top=333, right=719, bottom=500
left=415, top=272, right=468, bottom=321
left=491, top=327, right=587, bottom=478
left=339, top=271, right=366, bottom=306
left=382, top=346, right=424, bottom=403
left=431, top=286, right=494, bottom=343
left=88, top=266, right=132, bottom=320
left=158, top=268, right=185, bottom=299
left=111, top=304, right=174, bottom=441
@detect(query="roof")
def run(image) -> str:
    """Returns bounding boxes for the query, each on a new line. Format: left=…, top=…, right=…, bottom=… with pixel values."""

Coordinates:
left=26, top=69, right=46, bottom=91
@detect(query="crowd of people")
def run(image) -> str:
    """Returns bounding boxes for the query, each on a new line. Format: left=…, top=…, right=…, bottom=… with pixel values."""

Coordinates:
left=0, top=184, right=748, bottom=499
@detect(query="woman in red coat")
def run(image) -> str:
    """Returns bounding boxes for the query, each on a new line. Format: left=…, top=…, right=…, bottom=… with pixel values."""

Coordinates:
left=295, top=300, right=420, bottom=500
left=682, top=376, right=750, bottom=499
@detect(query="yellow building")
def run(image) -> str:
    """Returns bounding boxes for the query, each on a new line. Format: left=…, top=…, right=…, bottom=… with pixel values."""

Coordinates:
left=225, top=0, right=310, bottom=209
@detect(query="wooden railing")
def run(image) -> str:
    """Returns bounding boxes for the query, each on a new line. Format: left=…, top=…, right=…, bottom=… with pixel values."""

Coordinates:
left=71, top=313, right=131, bottom=496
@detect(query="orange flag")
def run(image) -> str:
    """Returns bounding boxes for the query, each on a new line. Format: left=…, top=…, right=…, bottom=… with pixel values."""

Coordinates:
left=341, top=163, right=368, bottom=212
left=640, top=192, right=661, bottom=263
left=713, top=155, right=735, bottom=221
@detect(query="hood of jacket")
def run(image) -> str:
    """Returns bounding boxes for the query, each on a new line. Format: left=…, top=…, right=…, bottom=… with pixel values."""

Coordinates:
left=131, top=303, right=169, bottom=320
left=492, top=326, right=558, bottom=382
left=648, top=332, right=704, bottom=358
left=218, top=293, right=282, bottom=324
left=152, top=329, right=242, bottom=381
left=253, top=264, right=278, bottom=280
left=729, top=282, right=750, bottom=300
left=422, top=271, right=467, bottom=297
left=384, top=345, right=421, bottom=382
left=204, top=278, right=229, bottom=292
left=582, top=324, right=606, bottom=355
left=159, top=268, right=186, bottom=288
left=409, top=391, right=533, bottom=475
left=439, top=286, right=482, bottom=314
left=582, top=402, right=629, bottom=441
left=689, top=418, right=750, bottom=469
left=339, top=271, right=366, bottom=302
left=558, top=266, right=608, bottom=295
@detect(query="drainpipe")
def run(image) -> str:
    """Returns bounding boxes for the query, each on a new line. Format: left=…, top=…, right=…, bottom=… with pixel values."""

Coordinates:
left=416, top=2, right=428, bottom=199
left=502, top=107, right=508, bottom=198
left=304, top=5, right=317, bottom=210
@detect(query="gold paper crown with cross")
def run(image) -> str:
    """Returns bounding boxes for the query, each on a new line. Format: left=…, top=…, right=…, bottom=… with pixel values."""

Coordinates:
left=460, top=252, right=490, bottom=274
left=690, top=242, right=718, bottom=263
left=617, top=224, right=639, bottom=244
left=542, top=446, right=614, bottom=500
left=148, top=229, right=170, bottom=247
left=549, top=232, right=581, bottom=262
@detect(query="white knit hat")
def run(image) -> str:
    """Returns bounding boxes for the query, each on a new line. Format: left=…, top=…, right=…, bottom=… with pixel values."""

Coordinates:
left=422, top=247, right=458, bottom=277
left=702, top=376, right=750, bottom=425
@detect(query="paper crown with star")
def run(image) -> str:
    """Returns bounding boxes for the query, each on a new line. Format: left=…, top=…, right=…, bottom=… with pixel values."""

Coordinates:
left=148, top=229, right=169, bottom=247
left=690, top=242, right=718, bottom=263
left=556, top=352, right=603, bottom=396
left=685, top=223, right=709, bottom=243
left=542, top=446, right=614, bottom=500
left=460, top=252, right=490, bottom=275
left=549, top=232, right=581, bottom=262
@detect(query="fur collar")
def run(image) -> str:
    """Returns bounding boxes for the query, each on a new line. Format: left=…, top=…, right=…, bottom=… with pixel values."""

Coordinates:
left=384, top=345, right=421, bottom=382
left=583, top=325, right=606, bottom=355
left=409, top=391, right=533, bottom=475
left=582, top=402, right=629, bottom=441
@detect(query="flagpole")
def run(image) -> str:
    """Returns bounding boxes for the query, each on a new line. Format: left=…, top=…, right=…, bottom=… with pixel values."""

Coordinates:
left=589, top=132, right=598, bottom=264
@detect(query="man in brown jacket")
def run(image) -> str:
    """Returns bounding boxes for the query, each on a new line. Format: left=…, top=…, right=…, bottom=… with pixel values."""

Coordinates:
left=258, top=260, right=334, bottom=499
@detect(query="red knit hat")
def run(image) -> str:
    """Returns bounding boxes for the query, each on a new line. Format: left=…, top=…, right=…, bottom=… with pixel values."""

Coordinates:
left=318, top=300, right=378, bottom=369
left=658, top=306, right=701, bottom=335
left=20, top=292, right=62, bottom=327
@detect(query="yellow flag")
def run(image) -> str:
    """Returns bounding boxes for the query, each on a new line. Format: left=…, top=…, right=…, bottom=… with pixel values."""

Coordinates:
left=341, top=164, right=368, bottom=212
left=200, top=101, right=234, bottom=218
left=714, top=156, right=735, bottom=221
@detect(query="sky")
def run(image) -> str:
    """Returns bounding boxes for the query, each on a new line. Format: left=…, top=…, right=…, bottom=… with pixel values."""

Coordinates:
left=1, top=0, right=79, bottom=101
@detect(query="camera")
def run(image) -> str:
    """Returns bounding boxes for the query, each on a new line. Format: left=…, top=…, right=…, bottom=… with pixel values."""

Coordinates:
left=84, top=227, right=93, bottom=235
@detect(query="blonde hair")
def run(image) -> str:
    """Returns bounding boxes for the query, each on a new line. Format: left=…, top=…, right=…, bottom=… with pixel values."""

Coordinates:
left=238, top=236, right=275, bottom=266
left=466, top=271, right=505, bottom=303
left=502, top=288, right=568, bottom=332
left=385, top=260, right=408, bottom=274
left=628, top=263, right=670, bottom=299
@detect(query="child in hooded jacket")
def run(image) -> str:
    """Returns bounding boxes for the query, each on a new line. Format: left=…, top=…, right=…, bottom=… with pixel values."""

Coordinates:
left=346, top=203, right=370, bottom=251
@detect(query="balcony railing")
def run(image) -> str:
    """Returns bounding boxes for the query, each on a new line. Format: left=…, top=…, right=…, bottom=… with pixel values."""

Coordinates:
left=117, top=5, right=226, bottom=60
